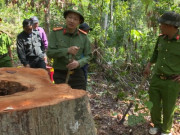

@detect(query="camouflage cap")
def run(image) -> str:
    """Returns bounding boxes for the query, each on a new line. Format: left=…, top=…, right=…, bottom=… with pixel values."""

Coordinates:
left=63, top=7, right=84, bottom=24
left=158, top=11, right=180, bottom=27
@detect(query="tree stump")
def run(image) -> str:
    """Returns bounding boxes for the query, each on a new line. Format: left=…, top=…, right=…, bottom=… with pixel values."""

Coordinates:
left=0, top=67, right=96, bottom=135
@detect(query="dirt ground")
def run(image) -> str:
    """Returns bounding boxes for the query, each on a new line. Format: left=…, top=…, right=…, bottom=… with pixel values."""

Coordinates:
left=87, top=73, right=180, bottom=135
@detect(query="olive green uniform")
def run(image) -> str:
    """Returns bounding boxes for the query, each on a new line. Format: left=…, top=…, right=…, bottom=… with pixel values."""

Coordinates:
left=0, top=32, right=12, bottom=67
left=47, top=26, right=91, bottom=90
left=149, top=33, right=180, bottom=133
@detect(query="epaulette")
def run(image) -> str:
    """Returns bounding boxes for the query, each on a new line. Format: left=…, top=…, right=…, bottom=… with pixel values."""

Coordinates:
left=78, top=29, right=87, bottom=35
left=53, top=27, right=63, bottom=31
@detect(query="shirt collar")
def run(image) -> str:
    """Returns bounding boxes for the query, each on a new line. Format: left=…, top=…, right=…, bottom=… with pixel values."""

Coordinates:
left=162, top=30, right=180, bottom=41
left=63, top=26, right=79, bottom=36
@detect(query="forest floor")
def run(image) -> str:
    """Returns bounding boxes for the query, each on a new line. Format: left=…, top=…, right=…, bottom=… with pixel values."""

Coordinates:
left=87, top=72, right=180, bottom=135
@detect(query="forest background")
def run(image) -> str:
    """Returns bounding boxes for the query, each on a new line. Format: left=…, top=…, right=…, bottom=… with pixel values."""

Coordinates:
left=0, top=0, right=180, bottom=134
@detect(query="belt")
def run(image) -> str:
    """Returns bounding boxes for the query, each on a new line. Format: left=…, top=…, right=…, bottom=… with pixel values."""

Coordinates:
left=158, top=75, right=178, bottom=80
left=0, top=53, right=8, bottom=59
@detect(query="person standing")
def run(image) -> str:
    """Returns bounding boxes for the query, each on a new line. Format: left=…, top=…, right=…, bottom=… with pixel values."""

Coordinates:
left=79, top=23, right=93, bottom=34
left=47, top=8, right=91, bottom=90
left=144, top=11, right=180, bottom=135
left=30, top=16, right=48, bottom=50
left=0, top=18, right=13, bottom=67
left=79, top=22, right=93, bottom=84
left=17, top=19, right=46, bottom=69
left=30, top=16, right=48, bottom=64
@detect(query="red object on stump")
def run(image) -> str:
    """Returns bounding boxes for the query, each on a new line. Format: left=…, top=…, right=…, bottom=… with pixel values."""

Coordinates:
left=46, top=65, right=54, bottom=83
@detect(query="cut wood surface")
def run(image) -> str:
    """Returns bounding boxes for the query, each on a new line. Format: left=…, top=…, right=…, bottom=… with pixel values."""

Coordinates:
left=0, top=67, right=96, bottom=135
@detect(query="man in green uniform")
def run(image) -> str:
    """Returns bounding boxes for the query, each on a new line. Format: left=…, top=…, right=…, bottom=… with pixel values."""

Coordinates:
left=144, top=11, right=180, bottom=135
left=47, top=8, right=91, bottom=90
left=0, top=18, right=13, bottom=67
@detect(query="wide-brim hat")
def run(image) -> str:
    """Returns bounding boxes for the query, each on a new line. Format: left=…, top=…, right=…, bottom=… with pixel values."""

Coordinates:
left=158, top=11, right=180, bottom=27
left=64, top=9, right=84, bottom=24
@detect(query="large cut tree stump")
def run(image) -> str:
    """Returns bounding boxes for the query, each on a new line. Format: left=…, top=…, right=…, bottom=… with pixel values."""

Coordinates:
left=0, top=67, right=96, bottom=135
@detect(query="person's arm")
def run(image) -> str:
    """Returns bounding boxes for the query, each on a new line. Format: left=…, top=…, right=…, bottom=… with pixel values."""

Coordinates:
left=66, top=36, right=91, bottom=70
left=7, top=46, right=14, bottom=65
left=7, top=47, right=12, bottom=59
left=41, top=28, right=48, bottom=50
left=16, top=36, right=29, bottom=67
left=77, top=37, right=91, bottom=68
left=6, top=34, right=13, bottom=65
left=144, top=62, right=153, bottom=77
left=143, top=38, right=159, bottom=77
left=39, top=33, right=48, bottom=64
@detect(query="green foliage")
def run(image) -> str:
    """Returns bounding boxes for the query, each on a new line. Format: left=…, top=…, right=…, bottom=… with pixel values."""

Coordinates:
left=117, top=91, right=126, bottom=100
left=128, top=113, right=146, bottom=126
left=0, top=0, right=5, bottom=7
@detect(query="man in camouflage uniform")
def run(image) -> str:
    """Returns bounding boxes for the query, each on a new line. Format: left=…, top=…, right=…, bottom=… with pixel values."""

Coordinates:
left=47, top=9, right=91, bottom=90
left=144, top=11, right=180, bottom=135
left=17, top=19, right=46, bottom=69
left=0, top=18, right=13, bottom=67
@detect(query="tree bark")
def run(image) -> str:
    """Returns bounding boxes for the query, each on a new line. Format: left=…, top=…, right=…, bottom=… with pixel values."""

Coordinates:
left=44, top=0, right=50, bottom=36
left=0, top=67, right=96, bottom=135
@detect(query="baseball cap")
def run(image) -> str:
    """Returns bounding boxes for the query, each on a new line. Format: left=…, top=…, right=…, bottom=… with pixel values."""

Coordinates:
left=30, top=16, right=39, bottom=24
left=79, top=23, right=93, bottom=31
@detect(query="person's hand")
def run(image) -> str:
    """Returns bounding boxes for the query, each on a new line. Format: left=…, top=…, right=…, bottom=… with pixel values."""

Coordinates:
left=68, top=46, right=80, bottom=55
left=143, top=62, right=152, bottom=77
left=173, top=75, right=180, bottom=83
left=66, top=60, right=79, bottom=70
left=44, top=56, right=48, bottom=64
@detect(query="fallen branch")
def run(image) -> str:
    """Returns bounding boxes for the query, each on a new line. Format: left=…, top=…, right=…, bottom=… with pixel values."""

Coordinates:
left=119, top=76, right=147, bottom=125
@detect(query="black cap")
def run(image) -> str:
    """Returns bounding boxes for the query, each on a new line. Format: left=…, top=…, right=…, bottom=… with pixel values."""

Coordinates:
left=64, top=9, right=84, bottom=24
left=158, top=11, right=180, bottom=27
left=79, top=23, right=93, bottom=31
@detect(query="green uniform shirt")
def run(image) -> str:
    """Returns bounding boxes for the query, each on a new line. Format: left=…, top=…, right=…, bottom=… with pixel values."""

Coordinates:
left=0, top=32, right=11, bottom=55
left=150, top=32, right=180, bottom=76
left=47, top=26, right=91, bottom=70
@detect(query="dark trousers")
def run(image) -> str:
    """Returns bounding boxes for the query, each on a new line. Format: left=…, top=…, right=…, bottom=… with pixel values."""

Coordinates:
left=54, top=68, right=86, bottom=90
left=29, top=57, right=46, bottom=69
left=81, top=64, right=88, bottom=84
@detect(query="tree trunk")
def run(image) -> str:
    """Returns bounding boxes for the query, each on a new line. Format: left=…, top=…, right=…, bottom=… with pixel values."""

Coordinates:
left=0, top=68, right=96, bottom=135
left=110, top=0, right=113, bottom=22
left=44, top=0, right=50, bottom=36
